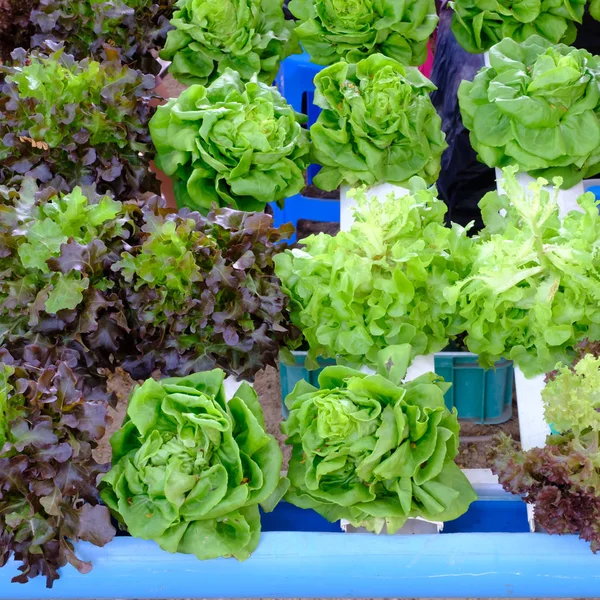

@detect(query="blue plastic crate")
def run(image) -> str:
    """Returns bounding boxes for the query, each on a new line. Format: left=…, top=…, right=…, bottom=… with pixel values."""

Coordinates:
left=271, top=53, right=338, bottom=237
left=281, top=351, right=513, bottom=424
left=270, top=193, right=339, bottom=243
left=435, top=352, right=514, bottom=424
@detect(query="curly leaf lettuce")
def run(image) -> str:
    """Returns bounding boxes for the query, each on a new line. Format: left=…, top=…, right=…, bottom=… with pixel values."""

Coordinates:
left=282, top=345, right=477, bottom=532
left=311, top=53, right=446, bottom=191
left=160, top=0, right=299, bottom=86
left=458, top=36, right=600, bottom=189
left=29, top=0, right=175, bottom=74
left=450, top=0, right=585, bottom=53
left=447, top=166, right=600, bottom=378
left=0, top=179, right=299, bottom=384
left=492, top=353, right=600, bottom=553
left=288, top=0, right=438, bottom=67
left=100, top=370, right=287, bottom=560
left=0, top=47, right=158, bottom=196
left=150, top=69, right=310, bottom=212
left=0, top=353, right=115, bottom=588
left=274, top=181, right=472, bottom=369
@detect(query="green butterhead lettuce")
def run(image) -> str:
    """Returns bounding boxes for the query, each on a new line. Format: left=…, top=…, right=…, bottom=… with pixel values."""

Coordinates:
left=160, top=0, right=299, bottom=86
left=458, top=36, right=600, bottom=189
left=310, top=54, right=446, bottom=191
left=100, top=370, right=286, bottom=560
left=447, top=166, right=600, bottom=378
left=288, top=0, right=438, bottom=67
left=451, top=0, right=585, bottom=53
left=150, top=69, right=310, bottom=212
left=282, top=345, right=477, bottom=532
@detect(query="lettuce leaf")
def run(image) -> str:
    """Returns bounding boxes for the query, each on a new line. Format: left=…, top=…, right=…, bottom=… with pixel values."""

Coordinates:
left=451, top=0, right=585, bottom=53
left=448, top=166, right=600, bottom=377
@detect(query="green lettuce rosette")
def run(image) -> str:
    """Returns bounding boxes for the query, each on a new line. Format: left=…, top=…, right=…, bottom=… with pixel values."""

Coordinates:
left=450, top=0, right=586, bottom=54
left=282, top=346, right=477, bottom=533
left=310, top=53, right=446, bottom=191
left=458, top=36, right=600, bottom=189
left=288, top=0, right=438, bottom=67
left=160, top=0, right=299, bottom=86
left=150, top=68, right=310, bottom=212
left=100, top=370, right=286, bottom=560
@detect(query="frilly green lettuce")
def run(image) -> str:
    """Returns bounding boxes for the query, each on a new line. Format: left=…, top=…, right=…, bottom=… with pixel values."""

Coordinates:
left=447, top=166, right=600, bottom=378
left=274, top=180, right=472, bottom=369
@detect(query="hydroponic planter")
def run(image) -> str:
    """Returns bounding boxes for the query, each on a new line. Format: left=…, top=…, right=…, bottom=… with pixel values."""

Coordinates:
left=3, top=492, right=599, bottom=599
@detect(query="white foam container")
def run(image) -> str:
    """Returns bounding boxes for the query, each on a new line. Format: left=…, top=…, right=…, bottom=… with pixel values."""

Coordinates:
left=340, top=183, right=410, bottom=231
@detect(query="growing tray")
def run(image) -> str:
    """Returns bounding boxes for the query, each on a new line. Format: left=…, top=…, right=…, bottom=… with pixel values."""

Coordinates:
left=2, top=478, right=598, bottom=598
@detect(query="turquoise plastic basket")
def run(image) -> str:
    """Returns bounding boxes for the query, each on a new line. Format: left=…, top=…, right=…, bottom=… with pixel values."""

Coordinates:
left=280, top=351, right=513, bottom=424
left=434, top=352, right=513, bottom=424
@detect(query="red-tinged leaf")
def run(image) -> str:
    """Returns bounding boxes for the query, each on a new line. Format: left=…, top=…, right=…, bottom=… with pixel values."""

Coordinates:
left=11, top=418, right=58, bottom=451
left=75, top=504, right=116, bottom=547
left=40, top=488, right=63, bottom=517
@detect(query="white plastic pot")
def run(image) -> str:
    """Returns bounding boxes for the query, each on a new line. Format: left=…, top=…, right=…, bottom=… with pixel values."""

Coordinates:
left=340, top=183, right=410, bottom=232
left=513, top=366, right=551, bottom=532
left=222, top=376, right=250, bottom=399
left=359, top=354, right=435, bottom=381
left=495, top=168, right=585, bottom=217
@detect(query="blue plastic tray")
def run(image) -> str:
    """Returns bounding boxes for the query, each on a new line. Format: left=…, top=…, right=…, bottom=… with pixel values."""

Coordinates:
left=3, top=498, right=599, bottom=598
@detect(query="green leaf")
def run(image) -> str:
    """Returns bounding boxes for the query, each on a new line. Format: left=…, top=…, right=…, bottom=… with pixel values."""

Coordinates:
left=44, top=274, right=90, bottom=314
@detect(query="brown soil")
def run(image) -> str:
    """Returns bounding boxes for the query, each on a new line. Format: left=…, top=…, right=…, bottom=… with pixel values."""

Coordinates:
left=295, top=218, right=340, bottom=241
